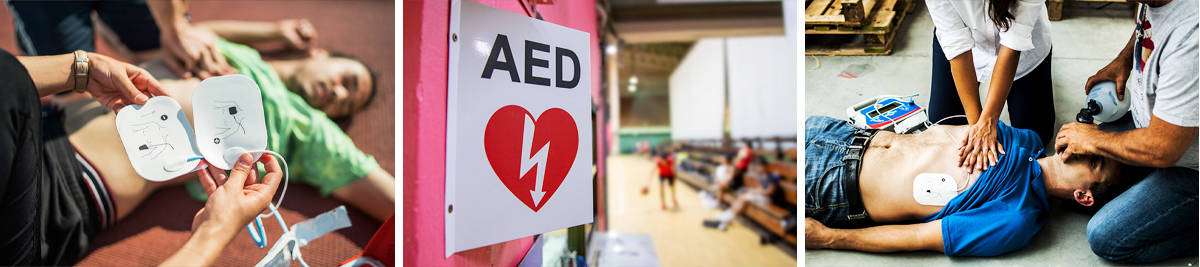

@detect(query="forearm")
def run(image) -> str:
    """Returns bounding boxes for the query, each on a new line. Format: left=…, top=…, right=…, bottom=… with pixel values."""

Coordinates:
left=1113, top=32, right=1136, bottom=67
left=330, top=169, right=395, bottom=222
left=196, top=21, right=284, bottom=44
left=17, top=53, right=76, bottom=97
left=948, top=51, right=983, bottom=124
left=1091, top=125, right=1196, bottom=167
left=980, top=46, right=1021, bottom=123
left=823, top=222, right=944, bottom=253
left=148, top=0, right=190, bottom=34
left=160, top=223, right=236, bottom=267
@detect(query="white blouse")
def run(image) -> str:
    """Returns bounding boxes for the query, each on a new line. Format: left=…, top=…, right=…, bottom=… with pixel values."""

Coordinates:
left=927, top=0, right=1052, bottom=82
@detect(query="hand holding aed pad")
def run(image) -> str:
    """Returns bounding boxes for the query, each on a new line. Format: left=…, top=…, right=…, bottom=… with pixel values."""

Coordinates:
left=116, top=74, right=269, bottom=181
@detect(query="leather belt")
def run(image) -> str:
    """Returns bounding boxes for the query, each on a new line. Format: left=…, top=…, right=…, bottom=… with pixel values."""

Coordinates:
left=842, top=128, right=876, bottom=222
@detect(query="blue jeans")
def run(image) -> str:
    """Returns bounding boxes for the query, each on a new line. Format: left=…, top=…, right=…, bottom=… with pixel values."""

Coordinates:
left=8, top=0, right=160, bottom=56
left=804, top=116, right=875, bottom=228
left=1086, top=115, right=1200, bottom=263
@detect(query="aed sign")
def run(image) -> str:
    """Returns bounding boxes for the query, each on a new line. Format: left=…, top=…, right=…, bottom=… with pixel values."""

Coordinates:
left=446, top=0, right=593, bottom=257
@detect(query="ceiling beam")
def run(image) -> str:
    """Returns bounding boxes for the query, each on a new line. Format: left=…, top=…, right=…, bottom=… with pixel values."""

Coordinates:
left=615, top=17, right=784, bottom=43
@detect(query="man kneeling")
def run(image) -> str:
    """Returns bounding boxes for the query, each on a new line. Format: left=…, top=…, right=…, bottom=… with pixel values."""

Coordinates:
left=804, top=116, right=1119, bottom=256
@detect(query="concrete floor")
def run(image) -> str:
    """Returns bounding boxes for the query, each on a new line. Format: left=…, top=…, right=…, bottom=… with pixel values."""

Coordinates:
left=804, top=2, right=1198, bottom=266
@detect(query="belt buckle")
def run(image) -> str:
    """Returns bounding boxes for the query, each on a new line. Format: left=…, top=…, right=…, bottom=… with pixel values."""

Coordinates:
left=848, top=135, right=871, bottom=150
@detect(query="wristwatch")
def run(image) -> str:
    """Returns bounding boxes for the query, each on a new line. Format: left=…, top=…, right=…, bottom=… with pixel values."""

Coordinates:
left=72, top=50, right=89, bottom=93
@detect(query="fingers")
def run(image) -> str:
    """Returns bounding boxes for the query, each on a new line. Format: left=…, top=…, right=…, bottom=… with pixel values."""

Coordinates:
left=960, top=143, right=969, bottom=168
left=181, top=44, right=201, bottom=72
left=974, top=152, right=985, bottom=172
left=206, top=163, right=229, bottom=188
left=174, top=45, right=199, bottom=78
left=957, top=133, right=971, bottom=167
left=193, top=43, right=234, bottom=79
left=256, top=155, right=284, bottom=198
left=1114, top=79, right=1126, bottom=101
left=249, top=161, right=260, bottom=185
left=1055, top=138, right=1068, bottom=155
left=105, top=62, right=151, bottom=106
left=987, top=142, right=995, bottom=166
left=127, top=65, right=168, bottom=98
left=197, top=160, right=218, bottom=195
left=204, top=43, right=233, bottom=76
left=302, top=20, right=318, bottom=51
left=210, top=44, right=230, bottom=73
left=1055, top=124, right=1074, bottom=155
left=964, top=145, right=978, bottom=173
left=226, top=153, right=256, bottom=190
left=104, top=97, right=127, bottom=112
left=195, top=50, right=216, bottom=79
left=1084, top=76, right=1102, bottom=94
left=163, top=55, right=191, bottom=79
left=987, top=145, right=997, bottom=168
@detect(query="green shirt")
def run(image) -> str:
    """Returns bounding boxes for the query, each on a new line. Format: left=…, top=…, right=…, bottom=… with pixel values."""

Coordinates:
left=188, top=39, right=379, bottom=200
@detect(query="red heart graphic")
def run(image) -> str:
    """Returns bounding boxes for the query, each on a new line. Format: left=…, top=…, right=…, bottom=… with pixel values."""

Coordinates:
left=484, top=105, right=578, bottom=212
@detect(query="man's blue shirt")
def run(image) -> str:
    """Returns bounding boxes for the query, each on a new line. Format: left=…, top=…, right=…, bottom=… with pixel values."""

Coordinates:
left=921, top=121, right=1049, bottom=256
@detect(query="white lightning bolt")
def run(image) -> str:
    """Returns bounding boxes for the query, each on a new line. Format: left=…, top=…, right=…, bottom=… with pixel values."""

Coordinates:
left=519, top=115, right=550, bottom=207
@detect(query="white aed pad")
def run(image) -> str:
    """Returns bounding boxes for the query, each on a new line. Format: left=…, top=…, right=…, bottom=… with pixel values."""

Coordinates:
left=192, top=75, right=268, bottom=170
left=116, top=74, right=269, bottom=181
left=115, top=96, right=203, bottom=182
left=913, top=173, right=959, bottom=206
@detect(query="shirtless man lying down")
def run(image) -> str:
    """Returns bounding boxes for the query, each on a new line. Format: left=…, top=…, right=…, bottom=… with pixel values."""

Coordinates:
left=803, top=116, right=1119, bottom=256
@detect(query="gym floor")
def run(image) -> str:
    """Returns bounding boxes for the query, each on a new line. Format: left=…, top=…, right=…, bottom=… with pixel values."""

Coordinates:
left=606, top=155, right=796, bottom=267
left=805, top=2, right=1197, bottom=265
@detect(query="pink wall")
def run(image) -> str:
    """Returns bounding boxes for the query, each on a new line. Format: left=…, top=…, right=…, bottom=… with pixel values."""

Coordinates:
left=403, top=0, right=603, bottom=266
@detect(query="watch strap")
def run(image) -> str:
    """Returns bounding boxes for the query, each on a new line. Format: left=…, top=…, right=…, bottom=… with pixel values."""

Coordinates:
left=72, top=50, right=89, bottom=93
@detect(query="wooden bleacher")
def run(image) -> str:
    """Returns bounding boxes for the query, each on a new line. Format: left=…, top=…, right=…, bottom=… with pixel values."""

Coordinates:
left=669, top=137, right=798, bottom=245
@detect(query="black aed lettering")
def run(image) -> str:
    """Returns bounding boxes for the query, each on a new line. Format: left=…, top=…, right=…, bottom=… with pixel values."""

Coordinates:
left=480, top=34, right=581, bottom=89
left=555, top=47, right=579, bottom=89
left=481, top=34, right=519, bottom=82
left=524, top=40, right=551, bottom=86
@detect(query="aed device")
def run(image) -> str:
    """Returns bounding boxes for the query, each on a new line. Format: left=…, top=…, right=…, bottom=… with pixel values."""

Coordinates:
left=847, top=95, right=931, bottom=134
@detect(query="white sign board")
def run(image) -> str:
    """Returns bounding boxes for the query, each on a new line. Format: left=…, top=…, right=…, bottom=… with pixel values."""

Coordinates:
left=446, top=0, right=593, bottom=257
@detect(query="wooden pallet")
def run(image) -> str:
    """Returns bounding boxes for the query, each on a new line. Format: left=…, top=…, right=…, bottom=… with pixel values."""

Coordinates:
left=806, top=0, right=881, bottom=27
left=805, top=0, right=912, bottom=56
left=1048, top=0, right=1134, bottom=21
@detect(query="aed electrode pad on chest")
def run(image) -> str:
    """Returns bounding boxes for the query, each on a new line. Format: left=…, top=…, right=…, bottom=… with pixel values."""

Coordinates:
left=913, top=173, right=959, bottom=206
left=116, top=75, right=269, bottom=180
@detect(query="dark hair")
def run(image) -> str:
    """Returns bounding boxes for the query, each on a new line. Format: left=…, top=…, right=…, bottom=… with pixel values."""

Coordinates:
left=328, top=51, right=380, bottom=111
left=1087, top=159, right=1126, bottom=210
left=987, top=0, right=1017, bottom=31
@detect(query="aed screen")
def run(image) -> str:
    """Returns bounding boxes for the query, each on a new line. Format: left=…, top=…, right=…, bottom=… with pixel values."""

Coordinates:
left=869, top=102, right=902, bottom=118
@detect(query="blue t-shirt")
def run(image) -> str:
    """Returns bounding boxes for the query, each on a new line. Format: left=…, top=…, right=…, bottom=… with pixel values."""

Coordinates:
left=920, top=122, right=1049, bottom=256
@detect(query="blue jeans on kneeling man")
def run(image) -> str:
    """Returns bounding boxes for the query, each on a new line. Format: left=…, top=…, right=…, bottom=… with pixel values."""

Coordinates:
left=1086, top=114, right=1199, bottom=263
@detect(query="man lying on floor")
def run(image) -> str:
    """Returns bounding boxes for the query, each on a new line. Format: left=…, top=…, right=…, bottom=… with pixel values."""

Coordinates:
left=42, top=19, right=393, bottom=254
left=803, top=116, right=1119, bottom=256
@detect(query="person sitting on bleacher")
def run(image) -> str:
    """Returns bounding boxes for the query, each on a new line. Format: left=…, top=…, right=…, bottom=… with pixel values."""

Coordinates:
left=704, top=158, right=787, bottom=231
left=716, top=141, right=755, bottom=206
left=710, top=155, right=733, bottom=190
